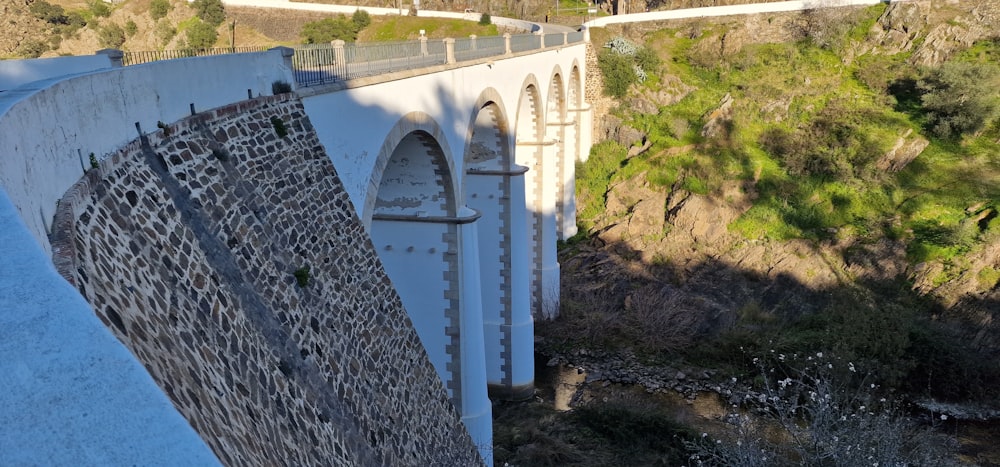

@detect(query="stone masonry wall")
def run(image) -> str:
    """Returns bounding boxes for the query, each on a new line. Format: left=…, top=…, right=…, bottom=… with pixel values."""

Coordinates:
left=50, top=94, right=482, bottom=466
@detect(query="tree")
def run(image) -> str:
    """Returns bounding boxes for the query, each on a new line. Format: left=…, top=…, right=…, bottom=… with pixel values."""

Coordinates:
left=918, top=61, right=1000, bottom=139
left=98, top=23, right=126, bottom=48
left=150, top=0, right=171, bottom=21
left=185, top=20, right=218, bottom=48
left=192, top=0, right=225, bottom=26
left=351, top=9, right=371, bottom=29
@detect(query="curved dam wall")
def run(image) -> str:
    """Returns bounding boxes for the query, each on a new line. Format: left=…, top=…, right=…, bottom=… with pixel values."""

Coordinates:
left=48, top=94, right=482, bottom=465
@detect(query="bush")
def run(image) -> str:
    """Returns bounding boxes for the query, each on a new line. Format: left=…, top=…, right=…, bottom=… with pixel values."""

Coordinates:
left=759, top=103, right=883, bottom=181
left=351, top=9, right=371, bottom=29
left=124, top=20, right=138, bottom=37
left=478, top=12, right=492, bottom=25
left=272, top=80, right=292, bottom=94
left=98, top=23, right=126, bottom=48
left=301, top=16, right=359, bottom=44
left=918, top=61, right=1000, bottom=139
left=88, top=0, right=111, bottom=18
left=184, top=20, right=218, bottom=48
left=689, top=352, right=957, bottom=466
left=29, top=1, right=68, bottom=24
left=293, top=266, right=310, bottom=287
left=16, top=40, right=48, bottom=58
left=150, top=0, right=171, bottom=20
left=155, top=19, right=176, bottom=46
left=597, top=49, right=636, bottom=98
left=192, top=0, right=225, bottom=26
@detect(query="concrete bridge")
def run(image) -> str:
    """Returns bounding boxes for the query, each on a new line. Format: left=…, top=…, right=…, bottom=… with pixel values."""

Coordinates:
left=0, top=26, right=589, bottom=465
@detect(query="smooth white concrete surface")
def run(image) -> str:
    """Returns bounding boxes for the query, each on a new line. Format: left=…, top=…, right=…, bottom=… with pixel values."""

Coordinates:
left=584, top=0, right=892, bottom=27
left=0, top=54, right=112, bottom=92
left=0, top=49, right=294, bottom=255
left=0, top=190, right=219, bottom=466
left=457, top=212, right=493, bottom=463
left=301, top=45, right=587, bottom=225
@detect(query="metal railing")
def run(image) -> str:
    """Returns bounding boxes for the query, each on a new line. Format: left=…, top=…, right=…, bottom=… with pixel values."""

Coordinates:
left=509, top=34, right=542, bottom=54
left=124, top=32, right=585, bottom=87
left=122, top=46, right=270, bottom=66
left=454, top=35, right=506, bottom=62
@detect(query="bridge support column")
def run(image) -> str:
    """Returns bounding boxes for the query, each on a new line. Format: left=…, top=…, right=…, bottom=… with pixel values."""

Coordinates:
left=467, top=166, right=534, bottom=401
left=519, top=139, right=561, bottom=319
left=370, top=208, right=492, bottom=464
left=456, top=207, right=493, bottom=463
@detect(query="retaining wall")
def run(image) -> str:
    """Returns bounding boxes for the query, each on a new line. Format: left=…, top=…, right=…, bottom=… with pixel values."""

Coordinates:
left=49, top=94, right=482, bottom=465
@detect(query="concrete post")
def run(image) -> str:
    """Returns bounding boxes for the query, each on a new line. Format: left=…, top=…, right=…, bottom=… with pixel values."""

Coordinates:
left=563, top=32, right=569, bottom=45
left=534, top=30, right=543, bottom=50
left=331, top=40, right=346, bottom=66
left=445, top=38, right=456, bottom=64
left=268, top=46, right=297, bottom=90
left=503, top=33, right=512, bottom=56
left=96, top=49, right=124, bottom=67
left=420, top=36, right=428, bottom=56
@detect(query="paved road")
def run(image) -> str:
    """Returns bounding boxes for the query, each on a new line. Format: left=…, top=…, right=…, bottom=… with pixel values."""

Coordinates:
left=583, top=0, right=900, bottom=28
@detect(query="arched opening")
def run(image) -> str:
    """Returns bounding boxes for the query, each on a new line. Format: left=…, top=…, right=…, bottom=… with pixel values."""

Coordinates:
left=464, top=93, right=533, bottom=400
left=367, top=115, right=492, bottom=456
left=370, top=129, right=460, bottom=397
left=515, top=77, right=560, bottom=319
left=546, top=70, right=573, bottom=241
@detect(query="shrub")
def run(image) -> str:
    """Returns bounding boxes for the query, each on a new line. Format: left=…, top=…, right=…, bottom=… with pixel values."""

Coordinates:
left=155, top=19, right=176, bottom=46
left=88, top=0, right=111, bottom=18
left=351, top=9, right=371, bottom=29
left=16, top=40, right=48, bottom=58
left=270, top=116, right=288, bottom=137
left=689, top=352, right=956, bottom=466
left=478, top=12, right=492, bottom=25
left=597, top=49, right=636, bottom=98
left=30, top=1, right=68, bottom=24
left=124, top=20, right=138, bottom=37
left=271, top=80, right=292, bottom=94
left=150, top=0, right=171, bottom=20
left=98, top=23, right=126, bottom=48
left=918, top=61, right=1000, bottom=139
left=293, top=266, right=310, bottom=287
left=301, top=16, right=359, bottom=43
left=574, top=395, right=695, bottom=464
left=184, top=20, right=218, bottom=49
left=191, top=0, right=226, bottom=26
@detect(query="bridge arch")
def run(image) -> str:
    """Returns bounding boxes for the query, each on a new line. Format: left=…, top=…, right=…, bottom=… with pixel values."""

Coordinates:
left=514, top=75, right=560, bottom=319
left=462, top=89, right=534, bottom=400
left=366, top=111, right=492, bottom=449
left=546, top=66, right=572, bottom=241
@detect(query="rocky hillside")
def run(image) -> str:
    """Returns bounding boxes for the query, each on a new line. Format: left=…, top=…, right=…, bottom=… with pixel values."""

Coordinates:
left=556, top=0, right=1000, bottom=405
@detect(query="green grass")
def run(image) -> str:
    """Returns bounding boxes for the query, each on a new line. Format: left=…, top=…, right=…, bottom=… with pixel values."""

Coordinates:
left=359, top=16, right=498, bottom=42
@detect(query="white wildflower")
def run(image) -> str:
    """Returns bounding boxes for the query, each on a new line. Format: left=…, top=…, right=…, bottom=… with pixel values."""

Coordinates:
left=848, top=362, right=856, bottom=372
left=940, top=414, right=948, bottom=421
left=778, top=377, right=793, bottom=389
left=816, top=352, right=824, bottom=358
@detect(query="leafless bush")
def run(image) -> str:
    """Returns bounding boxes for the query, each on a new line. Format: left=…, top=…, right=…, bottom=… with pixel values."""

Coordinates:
left=687, top=353, right=960, bottom=466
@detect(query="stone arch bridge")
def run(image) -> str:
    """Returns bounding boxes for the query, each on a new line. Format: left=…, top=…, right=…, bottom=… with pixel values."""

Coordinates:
left=0, top=30, right=590, bottom=465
